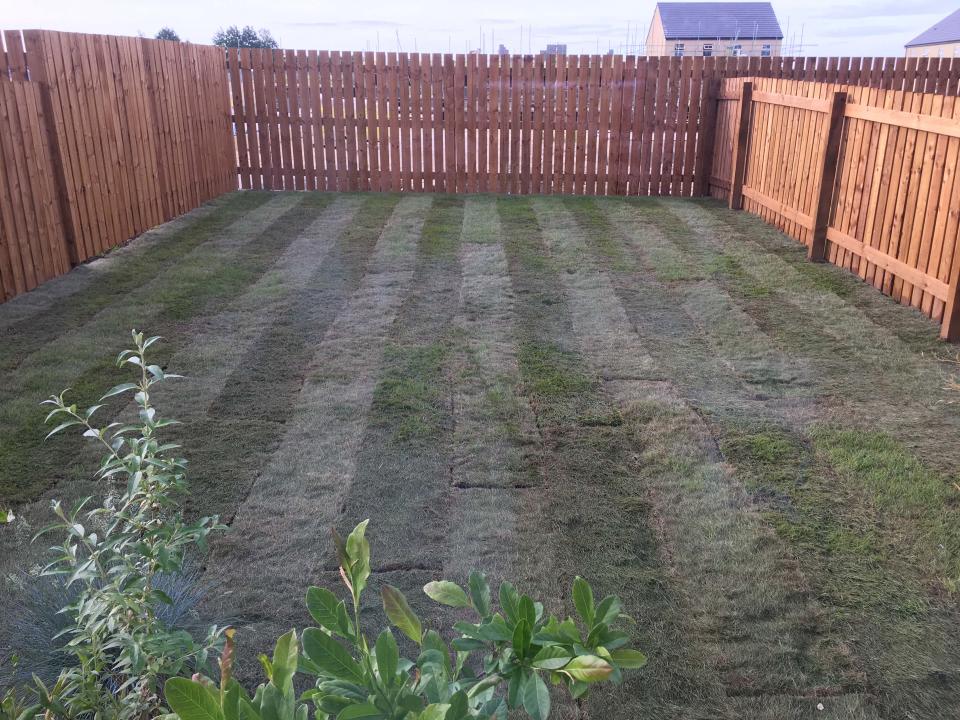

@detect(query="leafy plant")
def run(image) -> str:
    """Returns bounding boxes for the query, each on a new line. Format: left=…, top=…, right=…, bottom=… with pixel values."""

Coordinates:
left=24, top=331, right=225, bottom=719
left=165, top=521, right=645, bottom=720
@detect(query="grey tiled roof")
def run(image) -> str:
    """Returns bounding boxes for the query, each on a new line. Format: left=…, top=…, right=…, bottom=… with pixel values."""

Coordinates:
left=657, top=2, right=783, bottom=40
left=906, top=8, right=960, bottom=47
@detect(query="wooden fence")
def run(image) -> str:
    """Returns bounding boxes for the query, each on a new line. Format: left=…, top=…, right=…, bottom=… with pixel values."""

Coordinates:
left=0, top=29, right=234, bottom=301
left=227, top=51, right=960, bottom=195
left=0, top=78, right=70, bottom=298
left=3, top=28, right=960, bottom=344
left=710, top=76, right=960, bottom=339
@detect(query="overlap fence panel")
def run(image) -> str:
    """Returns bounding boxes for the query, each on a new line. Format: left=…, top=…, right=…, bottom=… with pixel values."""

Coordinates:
left=711, top=76, right=960, bottom=339
left=0, top=28, right=234, bottom=300
left=0, top=77, right=70, bottom=300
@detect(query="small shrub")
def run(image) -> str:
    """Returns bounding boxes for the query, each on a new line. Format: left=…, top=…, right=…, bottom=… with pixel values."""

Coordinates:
left=20, top=331, right=224, bottom=719
left=165, top=520, right=646, bottom=720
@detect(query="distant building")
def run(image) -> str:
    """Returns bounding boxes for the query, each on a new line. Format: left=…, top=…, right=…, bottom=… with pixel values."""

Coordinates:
left=498, top=44, right=510, bottom=55
left=905, top=8, right=960, bottom=58
left=645, top=2, right=783, bottom=57
left=543, top=44, right=567, bottom=55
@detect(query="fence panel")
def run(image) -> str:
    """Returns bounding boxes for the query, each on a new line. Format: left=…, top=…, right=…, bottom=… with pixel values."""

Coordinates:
left=711, top=76, right=960, bottom=338
left=0, top=77, right=70, bottom=300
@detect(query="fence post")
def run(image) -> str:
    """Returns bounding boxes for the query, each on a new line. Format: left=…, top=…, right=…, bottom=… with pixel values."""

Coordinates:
left=694, top=78, right=720, bottom=197
left=941, top=266, right=960, bottom=341
left=728, top=80, right=752, bottom=210
left=807, top=90, right=848, bottom=262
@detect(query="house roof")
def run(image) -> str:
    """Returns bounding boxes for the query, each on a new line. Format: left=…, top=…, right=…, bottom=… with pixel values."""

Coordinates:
left=656, top=2, right=783, bottom=40
left=906, top=8, right=960, bottom=47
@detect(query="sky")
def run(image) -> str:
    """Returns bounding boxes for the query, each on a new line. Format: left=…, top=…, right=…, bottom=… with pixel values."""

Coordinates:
left=1, top=0, right=953, bottom=57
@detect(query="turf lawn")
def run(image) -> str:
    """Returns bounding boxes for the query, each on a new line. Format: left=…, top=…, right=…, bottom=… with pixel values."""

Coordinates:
left=2, top=191, right=960, bottom=719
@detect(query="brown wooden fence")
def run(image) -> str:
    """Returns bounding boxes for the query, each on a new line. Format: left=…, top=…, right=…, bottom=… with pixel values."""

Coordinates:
left=710, top=76, right=960, bottom=339
left=0, top=29, right=234, bottom=301
left=0, top=78, right=70, bottom=299
left=227, top=51, right=960, bottom=195
left=3, top=28, right=960, bottom=344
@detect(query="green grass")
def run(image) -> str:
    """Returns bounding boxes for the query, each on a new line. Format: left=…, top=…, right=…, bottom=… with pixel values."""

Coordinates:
left=4, top=192, right=960, bottom=717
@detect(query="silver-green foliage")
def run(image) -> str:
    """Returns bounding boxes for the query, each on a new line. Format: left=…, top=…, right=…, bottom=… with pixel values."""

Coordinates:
left=30, top=331, right=225, bottom=719
left=165, top=521, right=646, bottom=720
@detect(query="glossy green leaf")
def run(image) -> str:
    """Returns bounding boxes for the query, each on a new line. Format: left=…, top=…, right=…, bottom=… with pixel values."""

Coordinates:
left=306, top=586, right=353, bottom=637
left=593, top=596, right=621, bottom=627
left=561, top=655, right=612, bottom=683
left=609, top=648, right=648, bottom=669
left=512, top=619, right=532, bottom=661
left=572, top=577, right=595, bottom=627
left=301, top=628, right=365, bottom=684
left=531, top=646, right=572, bottom=670
left=468, top=572, right=491, bottom=617
left=424, top=580, right=470, bottom=608
left=382, top=584, right=422, bottom=644
left=375, top=629, right=399, bottom=684
left=164, top=678, right=225, bottom=720
left=270, top=630, right=299, bottom=691
left=417, top=705, right=450, bottom=720
left=337, top=702, right=383, bottom=719
left=521, top=672, right=550, bottom=720
left=499, top=582, right=520, bottom=625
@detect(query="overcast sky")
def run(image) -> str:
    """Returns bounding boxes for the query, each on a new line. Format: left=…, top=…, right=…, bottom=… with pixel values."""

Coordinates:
left=1, top=0, right=952, bottom=57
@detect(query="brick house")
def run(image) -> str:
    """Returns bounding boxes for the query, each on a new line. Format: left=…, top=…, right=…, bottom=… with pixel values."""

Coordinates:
left=645, top=2, right=783, bottom=57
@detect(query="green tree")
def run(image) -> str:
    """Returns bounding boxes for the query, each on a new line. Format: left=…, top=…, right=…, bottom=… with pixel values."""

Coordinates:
left=155, top=27, right=181, bottom=41
left=212, top=25, right=278, bottom=49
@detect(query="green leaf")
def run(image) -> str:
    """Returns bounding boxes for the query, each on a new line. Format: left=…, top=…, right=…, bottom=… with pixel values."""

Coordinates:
left=593, top=596, right=621, bottom=627
left=306, top=586, right=353, bottom=637
left=468, top=572, right=491, bottom=616
left=270, top=630, right=299, bottom=691
left=337, top=703, right=383, bottom=719
left=375, top=629, right=399, bottom=684
left=417, top=705, right=450, bottom=720
left=521, top=672, right=550, bottom=720
left=512, top=619, right=532, bottom=661
left=424, top=580, right=470, bottom=608
left=100, top=382, right=139, bottom=400
left=444, top=691, right=469, bottom=720
left=561, top=655, right=612, bottom=683
left=534, top=618, right=581, bottom=646
left=382, top=584, right=422, bottom=644
left=572, top=577, right=595, bottom=627
left=531, top=646, right=572, bottom=670
left=164, top=678, right=225, bottom=720
left=345, top=520, right=371, bottom=595
left=609, top=648, right=648, bottom=669
left=499, top=582, right=520, bottom=625
left=301, top=628, right=365, bottom=684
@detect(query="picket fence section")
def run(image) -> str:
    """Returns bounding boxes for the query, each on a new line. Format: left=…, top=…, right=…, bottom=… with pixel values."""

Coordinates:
left=0, top=29, right=234, bottom=301
left=227, top=52, right=960, bottom=196
left=711, top=76, right=960, bottom=339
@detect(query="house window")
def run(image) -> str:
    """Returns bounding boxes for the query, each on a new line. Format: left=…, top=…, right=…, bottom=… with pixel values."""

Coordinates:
left=761, top=44, right=772, bottom=57
left=702, top=43, right=713, bottom=57
left=730, top=44, right=743, bottom=56
left=674, top=43, right=684, bottom=57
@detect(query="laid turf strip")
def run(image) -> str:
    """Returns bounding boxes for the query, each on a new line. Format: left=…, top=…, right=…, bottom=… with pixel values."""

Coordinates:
left=182, top=194, right=402, bottom=520
left=340, top=195, right=465, bottom=572
left=0, top=193, right=272, bottom=373
left=0, top=194, right=326, bottom=505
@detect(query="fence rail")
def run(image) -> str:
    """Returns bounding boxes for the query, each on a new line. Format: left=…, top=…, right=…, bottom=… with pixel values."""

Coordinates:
left=711, top=76, right=960, bottom=339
